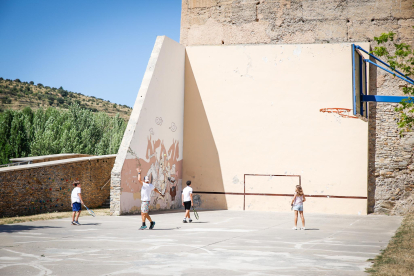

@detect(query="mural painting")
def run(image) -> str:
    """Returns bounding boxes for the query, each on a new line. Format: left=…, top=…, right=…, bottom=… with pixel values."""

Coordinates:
left=120, top=118, right=183, bottom=214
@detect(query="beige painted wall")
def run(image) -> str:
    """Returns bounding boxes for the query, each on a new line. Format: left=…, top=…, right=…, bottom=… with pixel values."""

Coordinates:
left=111, top=36, right=185, bottom=215
left=184, top=43, right=370, bottom=215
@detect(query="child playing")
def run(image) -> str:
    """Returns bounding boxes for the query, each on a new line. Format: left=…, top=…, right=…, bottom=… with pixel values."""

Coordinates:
left=182, top=181, right=193, bottom=223
left=71, top=181, right=84, bottom=225
left=291, top=185, right=306, bottom=230
left=136, top=168, right=164, bottom=230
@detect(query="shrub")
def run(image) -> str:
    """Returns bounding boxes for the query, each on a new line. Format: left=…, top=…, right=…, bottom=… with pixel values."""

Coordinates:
left=29, top=81, right=34, bottom=85
left=14, top=79, right=21, bottom=83
left=57, top=97, right=65, bottom=105
left=37, top=83, right=43, bottom=87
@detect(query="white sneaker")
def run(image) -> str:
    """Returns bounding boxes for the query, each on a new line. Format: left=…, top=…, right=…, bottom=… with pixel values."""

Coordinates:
left=300, top=227, right=306, bottom=230
left=292, top=227, right=297, bottom=230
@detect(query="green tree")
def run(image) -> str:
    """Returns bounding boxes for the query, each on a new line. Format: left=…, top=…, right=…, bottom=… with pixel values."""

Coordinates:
left=0, top=110, right=15, bottom=164
left=57, top=97, right=65, bottom=105
left=0, top=104, right=127, bottom=164
left=372, top=30, right=414, bottom=133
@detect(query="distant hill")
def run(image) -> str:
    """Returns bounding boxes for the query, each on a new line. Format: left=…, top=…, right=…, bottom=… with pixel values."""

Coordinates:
left=0, top=78, right=132, bottom=120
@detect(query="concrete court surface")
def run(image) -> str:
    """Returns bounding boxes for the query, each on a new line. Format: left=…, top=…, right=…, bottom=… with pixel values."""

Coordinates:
left=0, top=210, right=402, bottom=276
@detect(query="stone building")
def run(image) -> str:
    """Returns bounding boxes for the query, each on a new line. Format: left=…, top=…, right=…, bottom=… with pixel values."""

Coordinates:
left=179, top=0, right=414, bottom=215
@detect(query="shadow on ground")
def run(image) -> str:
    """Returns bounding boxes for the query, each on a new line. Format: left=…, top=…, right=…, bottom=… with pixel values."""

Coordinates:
left=0, top=224, right=62, bottom=233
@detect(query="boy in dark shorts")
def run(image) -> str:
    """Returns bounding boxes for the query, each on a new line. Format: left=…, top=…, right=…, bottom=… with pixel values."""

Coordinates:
left=182, top=181, right=193, bottom=223
left=71, top=181, right=84, bottom=225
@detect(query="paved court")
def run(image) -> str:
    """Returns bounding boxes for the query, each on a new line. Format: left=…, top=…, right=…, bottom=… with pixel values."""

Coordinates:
left=0, top=210, right=402, bottom=276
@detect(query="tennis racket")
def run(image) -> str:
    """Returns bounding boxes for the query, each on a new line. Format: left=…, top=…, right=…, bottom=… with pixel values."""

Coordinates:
left=192, top=206, right=199, bottom=220
left=83, top=204, right=96, bottom=217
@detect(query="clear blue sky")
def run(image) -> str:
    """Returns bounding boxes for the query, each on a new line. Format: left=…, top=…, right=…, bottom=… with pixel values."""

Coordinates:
left=0, top=0, right=181, bottom=107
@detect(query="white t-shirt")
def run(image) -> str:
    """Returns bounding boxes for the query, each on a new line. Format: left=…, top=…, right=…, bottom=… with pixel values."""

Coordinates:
left=141, top=183, right=155, bottom=201
left=71, top=187, right=81, bottom=203
left=182, top=186, right=193, bottom=202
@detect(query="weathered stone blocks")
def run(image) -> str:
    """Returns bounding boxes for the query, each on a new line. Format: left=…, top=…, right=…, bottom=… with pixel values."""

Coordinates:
left=0, top=155, right=115, bottom=218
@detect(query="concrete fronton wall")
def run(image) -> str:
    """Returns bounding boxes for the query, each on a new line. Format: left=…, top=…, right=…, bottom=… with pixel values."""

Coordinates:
left=179, top=0, right=414, bottom=216
left=111, top=36, right=185, bottom=215
left=184, top=43, right=370, bottom=215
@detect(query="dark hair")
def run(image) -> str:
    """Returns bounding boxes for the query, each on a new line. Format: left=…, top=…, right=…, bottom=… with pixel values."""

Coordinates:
left=73, top=181, right=80, bottom=187
left=186, top=180, right=191, bottom=186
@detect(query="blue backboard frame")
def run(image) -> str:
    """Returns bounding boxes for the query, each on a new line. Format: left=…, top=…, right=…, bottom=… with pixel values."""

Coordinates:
left=352, top=44, right=414, bottom=119
left=352, top=44, right=367, bottom=118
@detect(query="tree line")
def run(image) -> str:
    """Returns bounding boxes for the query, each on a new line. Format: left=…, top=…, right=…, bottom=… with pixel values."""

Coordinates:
left=0, top=105, right=127, bottom=164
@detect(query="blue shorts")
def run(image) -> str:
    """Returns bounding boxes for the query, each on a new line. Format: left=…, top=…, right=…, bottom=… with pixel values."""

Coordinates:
left=72, top=202, right=81, bottom=212
left=293, top=204, right=303, bottom=211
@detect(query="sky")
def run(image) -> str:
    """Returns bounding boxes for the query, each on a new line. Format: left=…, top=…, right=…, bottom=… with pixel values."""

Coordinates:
left=0, top=0, right=181, bottom=107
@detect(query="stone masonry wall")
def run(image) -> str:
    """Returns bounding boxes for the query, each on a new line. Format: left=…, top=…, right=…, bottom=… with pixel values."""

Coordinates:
left=180, top=0, right=414, bottom=47
left=9, top=154, right=91, bottom=164
left=180, top=0, right=414, bottom=214
left=0, top=155, right=115, bottom=218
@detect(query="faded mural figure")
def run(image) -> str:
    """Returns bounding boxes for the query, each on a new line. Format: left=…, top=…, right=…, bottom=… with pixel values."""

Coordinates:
left=123, top=135, right=183, bottom=213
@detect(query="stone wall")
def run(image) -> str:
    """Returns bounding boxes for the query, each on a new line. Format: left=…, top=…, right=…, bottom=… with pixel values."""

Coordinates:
left=9, top=154, right=91, bottom=164
left=0, top=155, right=115, bottom=218
left=180, top=0, right=414, bottom=47
left=180, top=0, right=414, bottom=215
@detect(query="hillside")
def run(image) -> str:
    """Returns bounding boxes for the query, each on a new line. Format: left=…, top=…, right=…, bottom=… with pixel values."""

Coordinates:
left=0, top=78, right=132, bottom=120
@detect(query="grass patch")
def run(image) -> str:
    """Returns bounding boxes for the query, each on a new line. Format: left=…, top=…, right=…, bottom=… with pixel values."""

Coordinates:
left=0, top=208, right=110, bottom=225
left=366, top=214, right=414, bottom=275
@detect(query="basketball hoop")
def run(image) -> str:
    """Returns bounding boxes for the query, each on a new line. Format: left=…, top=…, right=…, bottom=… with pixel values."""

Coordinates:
left=319, top=108, right=358, bottom=119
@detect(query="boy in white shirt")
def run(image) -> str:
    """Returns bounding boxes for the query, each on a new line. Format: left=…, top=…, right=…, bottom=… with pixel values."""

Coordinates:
left=182, top=181, right=193, bottom=223
left=71, top=181, right=84, bottom=225
left=136, top=168, right=164, bottom=230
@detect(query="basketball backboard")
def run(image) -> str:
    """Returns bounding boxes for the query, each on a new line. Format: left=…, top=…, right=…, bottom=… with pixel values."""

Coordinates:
left=352, top=44, right=368, bottom=118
